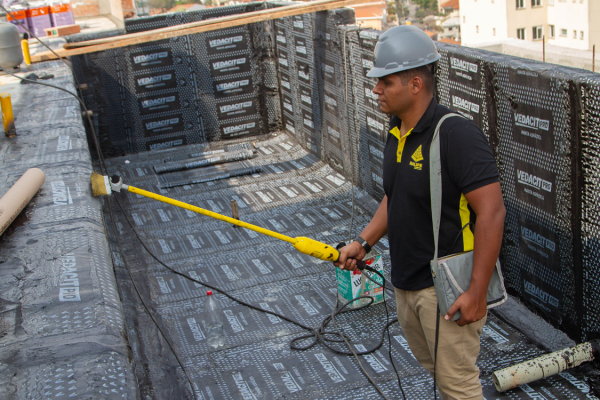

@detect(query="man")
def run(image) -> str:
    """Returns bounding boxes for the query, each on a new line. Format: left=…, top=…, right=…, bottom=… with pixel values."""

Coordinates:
left=335, top=26, right=506, bottom=399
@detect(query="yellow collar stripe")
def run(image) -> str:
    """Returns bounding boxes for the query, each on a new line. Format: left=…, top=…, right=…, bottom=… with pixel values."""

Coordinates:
left=393, top=127, right=413, bottom=163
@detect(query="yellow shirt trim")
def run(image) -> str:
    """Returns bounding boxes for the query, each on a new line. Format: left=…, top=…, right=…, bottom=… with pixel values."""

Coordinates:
left=390, top=126, right=413, bottom=163
left=459, top=193, right=474, bottom=251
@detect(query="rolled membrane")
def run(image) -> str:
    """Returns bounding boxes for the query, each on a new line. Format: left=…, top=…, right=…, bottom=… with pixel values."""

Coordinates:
left=0, top=168, right=45, bottom=235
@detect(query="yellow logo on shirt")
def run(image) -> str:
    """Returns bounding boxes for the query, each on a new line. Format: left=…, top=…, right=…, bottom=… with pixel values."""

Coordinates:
left=410, top=145, right=423, bottom=170
left=411, top=145, right=423, bottom=162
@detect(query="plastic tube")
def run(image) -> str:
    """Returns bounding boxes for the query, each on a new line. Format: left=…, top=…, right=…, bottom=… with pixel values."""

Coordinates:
left=0, top=168, right=45, bottom=235
left=492, top=342, right=599, bottom=392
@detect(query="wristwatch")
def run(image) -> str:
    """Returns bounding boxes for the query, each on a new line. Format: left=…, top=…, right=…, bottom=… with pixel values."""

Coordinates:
left=354, top=236, right=372, bottom=254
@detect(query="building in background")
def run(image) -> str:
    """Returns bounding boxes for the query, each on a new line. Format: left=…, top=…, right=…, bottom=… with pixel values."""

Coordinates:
left=352, top=1, right=387, bottom=30
left=460, top=0, right=599, bottom=51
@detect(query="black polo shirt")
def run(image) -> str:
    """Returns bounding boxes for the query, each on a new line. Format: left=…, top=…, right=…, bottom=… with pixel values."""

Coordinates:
left=383, top=98, right=499, bottom=291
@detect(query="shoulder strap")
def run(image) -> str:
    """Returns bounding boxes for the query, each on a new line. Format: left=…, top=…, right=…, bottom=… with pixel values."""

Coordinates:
left=430, top=113, right=463, bottom=266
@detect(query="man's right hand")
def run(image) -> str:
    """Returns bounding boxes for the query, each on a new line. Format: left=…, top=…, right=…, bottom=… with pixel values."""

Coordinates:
left=333, top=241, right=367, bottom=271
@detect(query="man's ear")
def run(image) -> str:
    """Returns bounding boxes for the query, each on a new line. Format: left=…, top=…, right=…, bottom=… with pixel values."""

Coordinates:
left=410, top=76, right=424, bottom=95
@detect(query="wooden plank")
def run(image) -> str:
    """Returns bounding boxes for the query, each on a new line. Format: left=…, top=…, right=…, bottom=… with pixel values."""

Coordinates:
left=64, top=0, right=350, bottom=49
left=31, top=0, right=365, bottom=62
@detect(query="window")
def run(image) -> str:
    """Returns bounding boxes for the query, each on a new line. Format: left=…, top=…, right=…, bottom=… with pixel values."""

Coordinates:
left=533, top=26, right=543, bottom=40
left=532, top=0, right=541, bottom=6
left=560, top=28, right=567, bottom=36
left=581, top=31, right=584, bottom=40
left=549, top=25, right=555, bottom=38
left=493, top=28, right=496, bottom=36
left=476, top=25, right=479, bottom=33
left=573, top=30, right=577, bottom=38
left=516, top=0, right=525, bottom=8
left=517, top=28, right=526, bottom=39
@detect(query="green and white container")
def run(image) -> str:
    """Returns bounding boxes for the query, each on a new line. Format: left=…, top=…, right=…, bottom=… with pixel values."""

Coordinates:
left=335, top=254, right=385, bottom=308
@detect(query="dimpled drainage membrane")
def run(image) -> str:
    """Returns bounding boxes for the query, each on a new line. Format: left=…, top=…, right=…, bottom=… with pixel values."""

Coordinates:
left=100, top=132, right=597, bottom=399
left=60, top=2, right=600, bottom=398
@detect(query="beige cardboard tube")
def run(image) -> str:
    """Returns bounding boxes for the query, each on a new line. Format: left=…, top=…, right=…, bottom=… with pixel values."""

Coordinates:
left=492, top=342, right=596, bottom=392
left=0, top=168, right=45, bottom=235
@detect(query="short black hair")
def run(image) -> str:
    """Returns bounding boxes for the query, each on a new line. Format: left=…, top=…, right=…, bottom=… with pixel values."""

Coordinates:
left=395, top=63, right=435, bottom=93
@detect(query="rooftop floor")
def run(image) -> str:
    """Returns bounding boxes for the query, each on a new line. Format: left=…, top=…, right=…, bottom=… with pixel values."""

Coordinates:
left=101, top=131, right=598, bottom=399
left=0, top=47, right=597, bottom=400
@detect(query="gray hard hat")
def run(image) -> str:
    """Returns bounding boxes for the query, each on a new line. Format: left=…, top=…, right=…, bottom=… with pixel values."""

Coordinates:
left=367, top=25, right=441, bottom=78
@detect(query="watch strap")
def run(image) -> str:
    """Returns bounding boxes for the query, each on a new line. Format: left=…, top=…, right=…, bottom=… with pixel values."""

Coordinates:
left=354, top=236, right=372, bottom=254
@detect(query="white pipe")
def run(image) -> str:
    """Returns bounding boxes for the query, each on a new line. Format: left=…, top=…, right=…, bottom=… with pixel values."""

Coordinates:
left=492, top=342, right=598, bottom=392
left=0, top=168, right=45, bottom=235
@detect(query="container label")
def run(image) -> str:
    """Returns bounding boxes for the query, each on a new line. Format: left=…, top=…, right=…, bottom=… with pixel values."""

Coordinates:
left=278, top=50, right=289, bottom=70
left=521, top=270, right=560, bottom=314
left=514, top=159, right=556, bottom=214
left=138, top=93, right=180, bottom=115
left=135, top=70, right=177, bottom=93
left=512, top=102, right=554, bottom=154
left=366, top=111, right=387, bottom=139
left=299, top=86, right=312, bottom=106
left=449, top=87, right=482, bottom=128
left=206, top=32, right=248, bottom=55
left=221, top=119, right=260, bottom=138
left=130, top=49, right=173, bottom=71
left=448, top=55, right=482, bottom=88
left=294, top=36, right=308, bottom=59
left=143, top=114, right=185, bottom=136
left=323, top=89, right=339, bottom=117
left=322, top=60, right=335, bottom=85
left=217, top=99, right=257, bottom=120
left=292, top=15, right=305, bottom=33
left=297, top=61, right=311, bottom=82
left=213, top=77, right=253, bottom=98
left=146, top=136, right=187, bottom=151
left=518, top=215, right=559, bottom=272
left=210, top=55, right=251, bottom=78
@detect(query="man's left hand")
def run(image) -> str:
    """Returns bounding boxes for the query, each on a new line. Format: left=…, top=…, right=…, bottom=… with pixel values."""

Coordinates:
left=445, top=289, right=487, bottom=326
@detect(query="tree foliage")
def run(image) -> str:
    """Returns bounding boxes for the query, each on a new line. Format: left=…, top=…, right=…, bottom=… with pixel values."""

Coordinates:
left=148, top=0, right=176, bottom=11
left=414, top=0, right=437, bottom=9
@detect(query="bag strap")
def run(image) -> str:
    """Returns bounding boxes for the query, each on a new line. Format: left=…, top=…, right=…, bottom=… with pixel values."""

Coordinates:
left=430, top=113, right=463, bottom=270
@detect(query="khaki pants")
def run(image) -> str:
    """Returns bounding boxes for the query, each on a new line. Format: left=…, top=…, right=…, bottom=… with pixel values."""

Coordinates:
left=395, top=286, right=486, bottom=400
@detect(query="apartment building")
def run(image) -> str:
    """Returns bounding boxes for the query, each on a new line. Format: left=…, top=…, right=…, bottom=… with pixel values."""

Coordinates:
left=460, top=0, right=599, bottom=51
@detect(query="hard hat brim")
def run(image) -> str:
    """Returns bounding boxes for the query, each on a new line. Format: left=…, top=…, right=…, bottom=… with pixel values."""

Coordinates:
left=366, top=55, right=441, bottom=78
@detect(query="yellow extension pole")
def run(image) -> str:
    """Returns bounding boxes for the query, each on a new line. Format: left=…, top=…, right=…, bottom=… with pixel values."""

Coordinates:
left=126, top=185, right=296, bottom=244
left=21, top=40, right=31, bottom=65
left=0, top=93, right=16, bottom=137
left=124, top=185, right=340, bottom=262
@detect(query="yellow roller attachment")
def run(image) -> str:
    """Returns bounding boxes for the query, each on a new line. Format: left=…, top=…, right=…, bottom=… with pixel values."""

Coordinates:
left=126, top=185, right=297, bottom=244
left=293, top=236, right=339, bottom=262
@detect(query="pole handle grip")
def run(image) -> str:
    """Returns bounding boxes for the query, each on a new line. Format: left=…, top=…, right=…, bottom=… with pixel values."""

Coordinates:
left=336, top=242, right=367, bottom=270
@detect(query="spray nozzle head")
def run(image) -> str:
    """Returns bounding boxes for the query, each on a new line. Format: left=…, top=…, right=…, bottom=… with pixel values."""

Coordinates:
left=206, top=290, right=213, bottom=296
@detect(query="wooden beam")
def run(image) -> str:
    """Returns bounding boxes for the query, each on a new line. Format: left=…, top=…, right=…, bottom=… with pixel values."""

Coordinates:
left=31, top=0, right=366, bottom=62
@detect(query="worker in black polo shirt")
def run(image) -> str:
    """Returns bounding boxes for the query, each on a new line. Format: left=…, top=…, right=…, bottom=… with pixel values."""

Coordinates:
left=335, top=26, right=506, bottom=399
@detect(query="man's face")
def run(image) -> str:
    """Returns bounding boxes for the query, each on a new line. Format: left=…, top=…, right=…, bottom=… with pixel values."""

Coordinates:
left=372, top=73, right=410, bottom=116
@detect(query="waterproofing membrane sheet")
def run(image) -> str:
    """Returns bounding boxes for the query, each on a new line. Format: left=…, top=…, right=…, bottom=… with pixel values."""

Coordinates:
left=69, top=2, right=281, bottom=158
left=100, top=132, right=598, bottom=399
left=0, top=61, right=136, bottom=398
